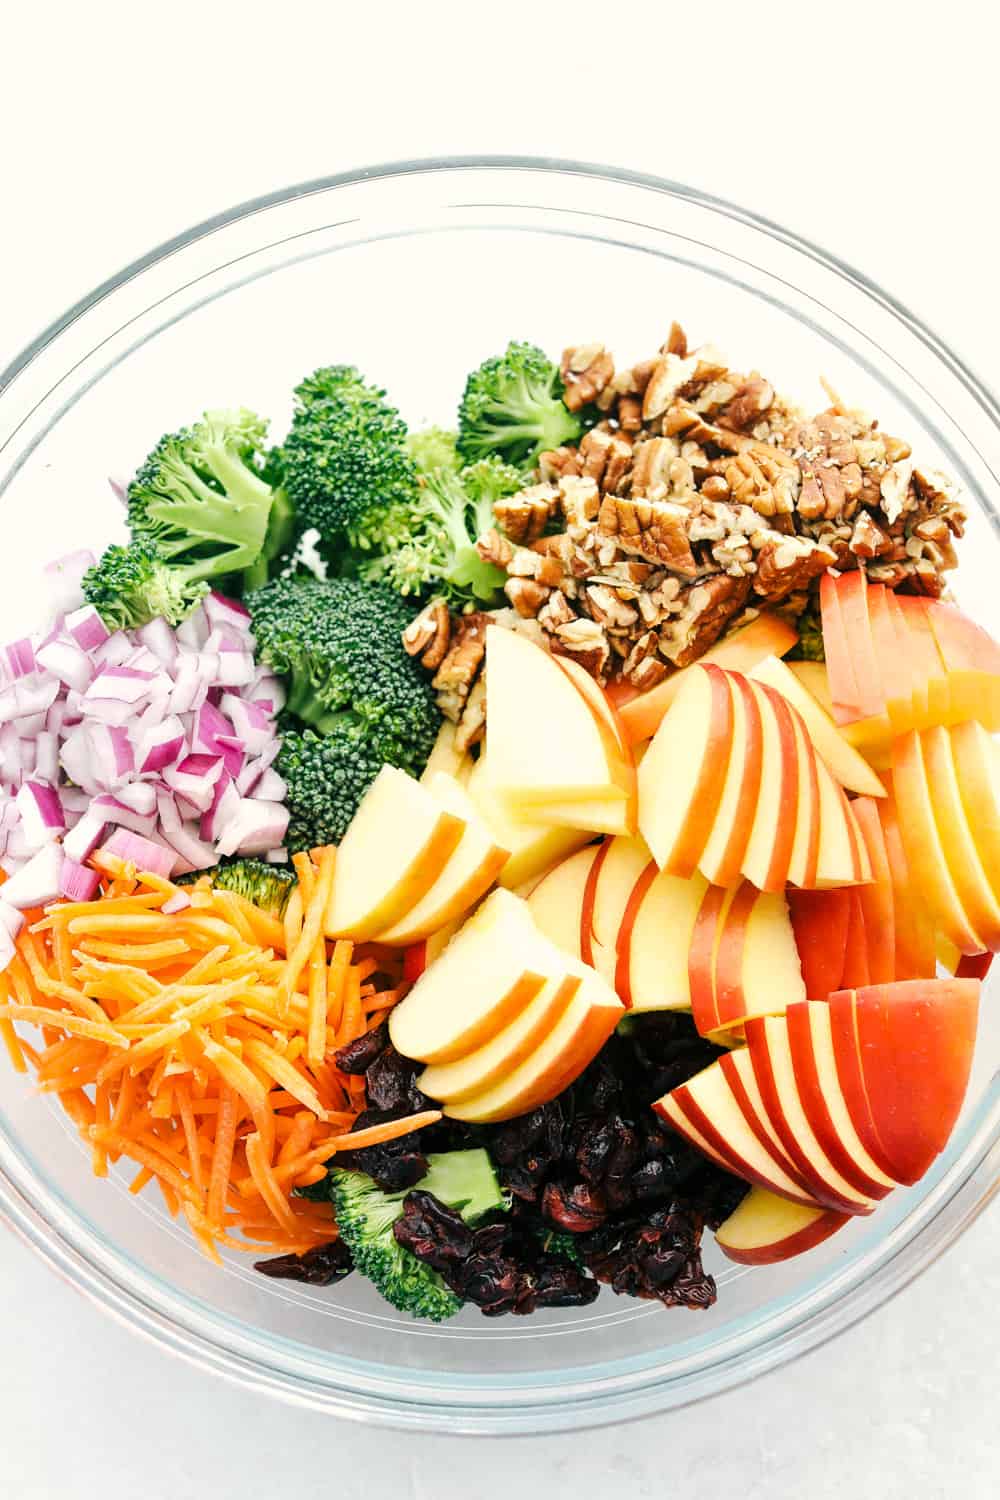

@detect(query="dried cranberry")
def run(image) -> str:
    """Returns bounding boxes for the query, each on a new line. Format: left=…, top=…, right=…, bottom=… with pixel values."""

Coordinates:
left=393, top=1191, right=475, bottom=1270
left=334, top=1022, right=389, bottom=1075
left=254, top=1239, right=353, bottom=1286
left=364, top=1044, right=429, bottom=1114
left=541, top=1180, right=607, bottom=1233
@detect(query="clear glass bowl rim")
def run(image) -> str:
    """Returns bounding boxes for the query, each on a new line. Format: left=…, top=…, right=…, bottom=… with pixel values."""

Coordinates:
left=1, top=154, right=999, bottom=1435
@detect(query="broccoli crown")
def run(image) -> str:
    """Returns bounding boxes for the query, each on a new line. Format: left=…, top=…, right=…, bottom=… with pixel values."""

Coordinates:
left=82, top=538, right=209, bottom=630
left=276, top=723, right=388, bottom=853
left=127, top=409, right=279, bottom=587
left=457, top=340, right=582, bottom=466
left=361, top=455, right=523, bottom=605
left=247, top=576, right=440, bottom=758
left=279, top=366, right=417, bottom=556
left=327, top=1150, right=505, bottom=1322
left=788, top=603, right=826, bottom=662
left=406, top=426, right=460, bottom=476
left=182, top=859, right=296, bottom=915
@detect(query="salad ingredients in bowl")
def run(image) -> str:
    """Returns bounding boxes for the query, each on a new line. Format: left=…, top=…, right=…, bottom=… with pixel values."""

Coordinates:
left=0, top=310, right=995, bottom=1339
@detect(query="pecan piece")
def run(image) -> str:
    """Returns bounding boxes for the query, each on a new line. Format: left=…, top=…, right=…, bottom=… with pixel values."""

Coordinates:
left=585, top=584, right=639, bottom=631
left=431, top=613, right=488, bottom=721
left=722, top=441, right=800, bottom=517
left=494, top=484, right=559, bottom=544
left=455, top=672, right=486, bottom=752
left=401, top=598, right=451, bottom=672
left=850, top=510, right=892, bottom=560
left=557, top=473, right=601, bottom=525
left=539, top=447, right=582, bottom=483
left=714, top=375, right=775, bottom=434
left=537, top=589, right=576, bottom=633
left=560, top=344, right=614, bottom=412
left=753, top=535, right=836, bottom=603
left=597, top=493, right=699, bottom=576
left=505, top=577, right=551, bottom=618
left=476, top=528, right=514, bottom=569
left=553, top=617, right=611, bottom=679
left=660, top=575, right=751, bottom=668
left=577, top=429, right=633, bottom=495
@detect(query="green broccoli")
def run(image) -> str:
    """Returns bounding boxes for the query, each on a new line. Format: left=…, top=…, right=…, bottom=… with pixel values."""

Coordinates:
left=328, top=1150, right=506, bottom=1322
left=126, top=408, right=281, bottom=588
left=177, top=858, right=295, bottom=915
left=533, top=1227, right=585, bottom=1266
left=276, top=723, right=389, bottom=852
left=788, top=602, right=826, bottom=662
left=457, top=340, right=582, bottom=467
left=406, top=426, right=460, bottom=475
left=82, top=538, right=210, bottom=630
left=361, top=455, right=523, bottom=605
left=279, top=366, right=416, bottom=559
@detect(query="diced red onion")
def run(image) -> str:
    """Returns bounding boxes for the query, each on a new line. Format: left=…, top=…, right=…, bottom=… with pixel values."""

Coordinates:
left=250, top=670, right=287, bottom=711
left=156, top=787, right=183, bottom=834
left=36, top=638, right=94, bottom=693
left=64, top=605, right=110, bottom=653
left=220, top=694, right=272, bottom=755
left=265, top=848, right=288, bottom=864
left=4, top=638, right=36, bottom=680
left=59, top=858, right=101, bottom=902
left=93, top=631, right=133, bottom=666
left=214, top=652, right=255, bottom=688
left=59, top=725, right=98, bottom=794
left=84, top=724, right=135, bottom=789
left=100, top=829, right=178, bottom=878
left=215, top=798, right=289, bottom=858
left=168, top=654, right=207, bottom=715
left=162, top=821, right=217, bottom=873
left=108, top=475, right=129, bottom=504
left=236, top=740, right=281, bottom=795
left=45, top=551, right=96, bottom=615
left=137, top=716, right=185, bottom=774
left=15, top=713, right=48, bottom=739
left=2, top=843, right=64, bottom=909
left=163, top=753, right=224, bottom=813
left=137, top=617, right=179, bottom=668
left=253, top=767, right=287, bottom=802
left=90, top=793, right=157, bottom=836
left=111, top=781, right=157, bottom=814
left=175, top=612, right=209, bottom=650
left=199, top=772, right=239, bottom=842
left=195, top=699, right=234, bottom=752
left=161, top=890, right=191, bottom=915
left=15, top=782, right=65, bottom=848
left=34, top=732, right=59, bottom=784
left=62, top=812, right=108, bottom=864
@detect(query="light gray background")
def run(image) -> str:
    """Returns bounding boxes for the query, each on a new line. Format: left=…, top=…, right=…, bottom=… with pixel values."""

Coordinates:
left=2, top=3, right=997, bottom=1495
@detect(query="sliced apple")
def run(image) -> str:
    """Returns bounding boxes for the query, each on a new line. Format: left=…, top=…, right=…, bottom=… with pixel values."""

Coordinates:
left=715, top=1186, right=848, bottom=1264
left=526, top=844, right=602, bottom=963
left=788, top=659, right=834, bottom=717
left=785, top=1001, right=896, bottom=1200
left=921, top=725, right=1000, bottom=950
left=741, top=680, right=799, bottom=892
left=484, top=625, right=628, bottom=807
left=950, top=719, right=1000, bottom=903
left=925, top=600, right=1000, bottom=728
left=846, top=978, right=980, bottom=1185
left=788, top=886, right=850, bottom=1000
left=618, top=611, right=798, bottom=744
left=638, top=663, right=734, bottom=877
left=839, top=888, right=871, bottom=988
left=820, top=571, right=871, bottom=725
left=687, top=883, right=732, bottom=1034
left=713, top=884, right=804, bottom=1035
left=587, top=835, right=651, bottom=983
left=750, top=654, right=886, bottom=798
left=719, top=1048, right=821, bottom=1201
left=875, top=797, right=937, bottom=979
left=826, top=987, right=903, bottom=1181
left=420, top=720, right=472, bottom=787
left=865, top=583, right=915, bottom=734
left=389, top=889, right=550, bottom=1063
left=325, top=766, right=466, bottom=941
left=466, top=754, right=593, bottom=891
left=783, top=693, right=821, bottom=889
left=813, top=754, right=864, bottom=888
left=657, top=1058, right=824, bottom=1209
left=744, top=1015, right=875, bottom=1214
left=418, top=973, right=580, bottom=1104
left=849, top=798, right=895, bottom=984
left=892, top=730, right=984, bottom=953
left=444, top=962, right=624, bottom=1122
left=699, top=671, right=765, bottom=888
left=511, top=791, right=635, bottom=837
left=374, top=772, right=510, bottom=945
left=622, top=863, right=707, bottom=1013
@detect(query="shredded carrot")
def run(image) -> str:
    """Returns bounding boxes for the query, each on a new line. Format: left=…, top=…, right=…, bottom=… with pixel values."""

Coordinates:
left=335, top=966, right=363, bottom=1047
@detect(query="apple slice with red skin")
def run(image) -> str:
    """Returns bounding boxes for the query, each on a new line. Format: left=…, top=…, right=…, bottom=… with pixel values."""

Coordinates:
left=741, top=680, right=799, bottom=892
left=826, top=987, right=903, bottom=1181
left=876, top=798, right=937, bottom=979
left=921, top=725, right=1000, bottom=950
left=711, top=882, right=804, bottom=1035
left=699, top=671, right=765, bottom=888
left=820, top=571, right=867, bottom=725
left=851, top=798, right=896, bottom=984
left=585, top=836, right=649, bottom=983
left=839, top=888, right=871, bottom=989
left=615, top=859, right=658, bottom=1008
left=834, top=570, right=889, bottom=722
left=744, top=1015, right=874, bottom=1214
left=718, top=1048, right=820, bottom=1204
left=715, top=1186, right=848, bottom=1265
left=687, top=883, right=731, bottom=1034
left=812, top=753, right=865, bottom=888
left=950, top=719, right=1000, bottom=904
left=782, top=691, right=821, bottom=889
left=785, top=1001, right=895, bottom=1200
left=894, top=594, right=948, bottom=728
left=638, top=663, right=734, bottom=878
left=527, top=844, right=603, bottom=963
left=656, top=1059, right=823, bottom=1209
left=847, top=978, right=981, bottom=1185
left=620, top=862, right=707, bottom=1014
left=957, top=951, right=994, bottom=980
left=865, top=583, right=914, bottom=733
left=924, top=600, right=1000, bottom=728
left=788, top=886, right=851, bottom=999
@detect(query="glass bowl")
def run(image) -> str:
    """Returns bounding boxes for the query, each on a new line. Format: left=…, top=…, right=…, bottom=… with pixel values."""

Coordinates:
left=0, top=158, right=998, bottom=1434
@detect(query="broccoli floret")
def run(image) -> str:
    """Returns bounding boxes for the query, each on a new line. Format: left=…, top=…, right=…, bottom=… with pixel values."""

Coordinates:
left=276, top=723, right=388, bottom=852
left=533, top=1227, right=585, bottom=1266
left=406, top=426, right=460, bottom=476
left=179, top=859, right=295, bottom=915
left=248, top=576, right=439, bottom=754
left=457, top=340, right=582, bottom=467
left=126, top=409, right=281, bottom=594
left=361, top=456, right=523, bottom=605
left=328, top=1150, right=505, bottom=1322
left=279, top=366, right=416, bottom=558
left=788, top=603, right=826, bottom=662
left=82, top=538, right=210, bottom=630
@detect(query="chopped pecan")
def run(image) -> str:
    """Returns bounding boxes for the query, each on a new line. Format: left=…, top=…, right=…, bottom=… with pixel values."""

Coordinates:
left=535, top=554, right=567, bottom=588
left=664, top=321, right=688, bottom=358
left=539, top=447, right=582, bottom=483
left=637, top=575, right=682, bottom=625
left=584, top=584, right=639, bottom=631
left=560, top=344, right=615, bottom=412
left=431, top=613, right=488, bottom=721
left=557, top=473, right=601, bottom=525
left=507, top=547, right=543, bottom=579
left=879, top=460, right=914, bottom=525
left=753, top=535, right=836, bottom=602
left=537, top=589, right=576, bottom=633
left=722, top=441, right=800, bottom=517
left=617, top=394, right=644, bottom=433
left=494, top=484, right=559, bottom=544
left=850, top=510, right=892, bottom=559
left=629, top=656, right=670, bottom=691
left=642, top=352, right=705, bottom=421
left=714, top=374, right=775, bottom=433
left=476, top=528, right=514, bottom=569
left=620, top=630, right=660, bottom=683
left=553, top=617, right=611, bottom=678
left=596, top=493, right=699, bottom=575
left=505, top=577, right=551, bottom=618
left=401, top=598, right=451, bottom=672
left=660, top=574, right=751, bottom=668
left=577, top=429, right=633, bottom=495
left=701, top=474, right=731, bottom=502
left=455, top=672, right=486, bottom=752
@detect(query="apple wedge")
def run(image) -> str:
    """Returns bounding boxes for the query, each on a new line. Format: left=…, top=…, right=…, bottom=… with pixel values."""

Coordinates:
left=443, top=961, right=624, bottom=1122
left=921, top=725, right=1000, bottom=950
left=826, top=987, right=904, bottom=1181
left=892, top=729, right=985, bottom=953
left=924, top=599, right=1000, bottom=728
left=715, top=1186, right=848, bottom=1265
left=744, top=1015, right=875, bottom=1214
left=950, top=719, right=1000, bottom=903
left=418, top=974, right=581, bottom=1105
left=325, top=766, right=466, bottom=941
left=617, top=612, right=799, bottom=744
left=845, top=978, right=981, bottom=1185
left=389, top=889, right=551, bottom=1063
left=719, top=1047, right=823, bottom=1202
left=813, top=754, right=868, bottom=888
left=788, top=886, right=851, bottom=1000
left=586, top=835, right=651, bottom=983
left=788, top=660, right=835, bottom=717
left=710, top=882, right=805, bottom=1037
left=615, top=863, right=708, bottom=1014
left=750, top=655, right=886, bottom=798
left=420, top=720, right=472, bottom=787
left=484, top=625, right=629, bottom=808
left=686, top=883, right=731, bottom=1032
left=875, top=797, right=937, bottom=979
left=741, top=680, right=799, bottom=892
left=526, top=843, right=602, bottom=963
left=466, top=754, right=593, bottom=890
left=785, top=1001, right=897, bottom=1200
left=374, top=772, right=510, bottom=945
left=839, top=888, right=871, bottom=988
left=638, top=663, right=734, bottom=877
left=699, top=671, right=765, bottom=888
left=783, top=691, right=821, bottom=889
left=656, top=1057, right=824, bottom=1209
left=850, top=798, right=896, bottom=984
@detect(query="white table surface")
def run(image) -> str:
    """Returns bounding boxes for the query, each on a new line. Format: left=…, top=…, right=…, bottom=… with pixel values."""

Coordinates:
left=3, top=3, right=998, bottom=1495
